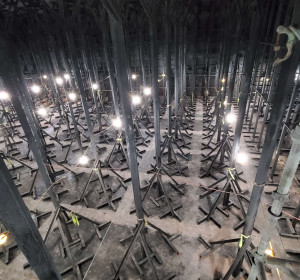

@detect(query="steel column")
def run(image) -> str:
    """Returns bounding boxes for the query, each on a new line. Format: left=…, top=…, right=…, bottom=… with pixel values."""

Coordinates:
left=149, top=21, right=161, bottom=167
left=108, top=13, right=144, bottom=220
left=0, top=157, right=61, bottom=280
left=248, top=123, right=300, bottom=280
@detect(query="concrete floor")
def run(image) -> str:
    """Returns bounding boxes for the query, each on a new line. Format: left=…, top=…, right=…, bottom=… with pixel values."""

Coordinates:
left=0, top=96, right=300, bottom=280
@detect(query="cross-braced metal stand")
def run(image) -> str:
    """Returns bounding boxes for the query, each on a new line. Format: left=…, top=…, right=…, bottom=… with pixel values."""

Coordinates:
left=71, top=159, right=127, bottom=211
left=23, top=205, right=110, bottom=279
left=170, top=115, right=193, bottom=150
left=113, top=220, right=178, bottom=280
left=133, top=115, right=153, bottom=147
left=200, top=132, right=233, bottom=179
left=160, top=134, right=189, bottom=174
left=130, top=166, right=184, bottom=221
left=138, top=98, right=154, bottom=129
left=199, top=235, right=253, bottom=280
left=198, top=168, right=253, bottom=230
left=104, top=132, right=144, bottom=171
left=0, top=151, right=36, bottom=174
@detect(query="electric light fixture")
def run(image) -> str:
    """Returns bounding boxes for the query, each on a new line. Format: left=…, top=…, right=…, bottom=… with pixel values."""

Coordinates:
left=68, top=92, right=77, bottom=101
left=78, top=155, right=89, bottom=165
left=31, top=84, right=41, bottom=94
left=132, top=95, right=141, bottom=105
left=37, top=107, right=47, bottom=117
left=0, top=91, right=10, bottom=100
left=143, top=87, right=151, bottom=96
left=55, top=77, right=64, bottom=85
left=112, top=117, right=122, bottom=129
left=92, top=83, right=99, bottom=90
left=236, top=152, right=248, bottom=165
left=64, top=74, right=70, bottom=80
left=225, top=112, right=236, bottom=123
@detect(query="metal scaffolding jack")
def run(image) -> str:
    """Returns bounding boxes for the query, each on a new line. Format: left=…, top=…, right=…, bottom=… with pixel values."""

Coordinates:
left=24, top=206, right=109, bottom=280
left=203, top=94, right=221, bottom=128
left=104, top=134, right=130, bottom=170
left=131, top=166, right=184, bottom=221
left=159, top=135, right=189, bottom=175
left=203, top=95, right=218, bottom=122
left=202, top=115, right=228, bottom=151
left=0, top=151, right=36, bottom=175
left=138, top=102, right=154, bottom=129
left=71, top=159, right=125, bottom=211
left=178, top=96, right=196, bottom=129
left=91, top=113, right=114, bottom=145
left=199, top=235, right=253, bottom=280
left=104, top=132, right=145, bottom=171
left=200, top=133, right=233, bottom=179
left=198, top=169, right=254, bottom=231
left=133, top=116, right=153, bottom=147
left=36, top=208, right=88, bottom=279
left=1, top=126, right=23, bottom=157
left=112, top=220, right=178, bottom=280
left=95, top=129, right=114, bottom=145
left=21, top=169, right=38, bottom=197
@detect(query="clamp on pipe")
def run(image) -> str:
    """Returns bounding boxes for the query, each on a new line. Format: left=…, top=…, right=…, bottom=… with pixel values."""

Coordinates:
left=273, top=25, right=300, bottom=67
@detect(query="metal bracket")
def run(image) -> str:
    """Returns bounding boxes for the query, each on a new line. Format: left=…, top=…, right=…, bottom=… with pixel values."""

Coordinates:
left=273, top=25, right=300, bottom=67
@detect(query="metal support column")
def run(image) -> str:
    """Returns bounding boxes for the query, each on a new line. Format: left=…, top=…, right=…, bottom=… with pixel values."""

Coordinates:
left=234, top=7, right=300, bottom=275
left=248, top=123, right=300, bottom=280
left=0, top=157, right=61, bottom=280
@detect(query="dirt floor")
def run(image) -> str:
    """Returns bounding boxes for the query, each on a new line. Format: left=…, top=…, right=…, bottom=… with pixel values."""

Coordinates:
left=0, top=95, right=300, bottom=280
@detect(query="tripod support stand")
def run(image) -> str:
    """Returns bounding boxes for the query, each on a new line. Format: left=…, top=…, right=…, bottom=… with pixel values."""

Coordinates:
left=131, top=165, right=185, bottom=221
left=112, top=219, right=178, bottom=280
left=160, top=134, right=189, bottom=176
left=198, top=168, right=256, bottom=232
left=199, top=235, right=253, bottom=280
left=71, top=159, right=127, bottom=211
left=200, top=133, right=233, bottom=179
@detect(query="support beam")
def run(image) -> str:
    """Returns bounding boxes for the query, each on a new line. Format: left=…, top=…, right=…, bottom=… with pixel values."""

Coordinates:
left=0, top=157, right=61, bottom=280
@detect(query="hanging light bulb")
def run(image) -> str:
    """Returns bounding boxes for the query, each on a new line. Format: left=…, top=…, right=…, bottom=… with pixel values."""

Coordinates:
left=225, top=112, right=236, bottom=123
left=265, top=77, right=270, bottom=82
left=78, top=155, right=89, bottom=165
left=221, top=78, right=226, bottom=83
left=92, top=83, right=99, bottom=90
left=236, top=152, right=248, bottom=165
left=0, top=233, right=8, bottom=245
left=55, top=77, right=64, bottom=85
left=161, top=73, right=166, bottom=77
left=31, top=84, right=41, bottom=94
left=131, top=74, right=137, bottom=80
left=0, top=91, right=10, bottom=100
left=64, top=73, right=70, bottom=80
left=221, top=86, right=224, bottom=91
left=42, top=75, right=48, bottom=79
left=143, top=87, right=151, bottom=96
left=112, top=117, right=122, bottom=129
left=68, top=92, right=77, bottom=101
left=37, top=107, right=47, bottom=117
left=132, top=95, right=141, bottom=105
